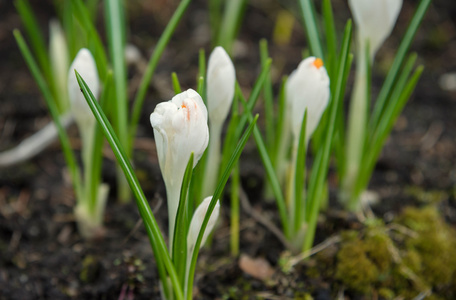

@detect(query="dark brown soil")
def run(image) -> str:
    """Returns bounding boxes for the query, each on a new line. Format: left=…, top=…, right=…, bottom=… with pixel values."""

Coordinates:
left=1, top=0, right=456, bottom=299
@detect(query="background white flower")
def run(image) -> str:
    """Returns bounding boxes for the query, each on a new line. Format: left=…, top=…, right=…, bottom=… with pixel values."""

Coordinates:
left=203, top=46, right=236, bottom=197
left=67, top=48, right=100, bottom=125
left=349, top=0, right=403, bottom=60
left=207, top=46, right=236, bottom=124
left=286, top=57, right=330, bottom=145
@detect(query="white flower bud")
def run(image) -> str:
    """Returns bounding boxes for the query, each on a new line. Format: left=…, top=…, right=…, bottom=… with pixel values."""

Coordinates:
left=206, top=46, right=236, bottom=124
left=49, top=19, right=69, bottom=112
left=67, top=48, right=100, bottom=125
left=348, top=0, right=402, bottom=60
left=185, top=196, right=220, bottom=296
left=150, top=89, right=209, bottom=188
left=150, top=89, right=209, bottom=246
left=286, top=57, right=330, bottom=145
left=187, top=197, right=220, bottom=254
left=203, top=46, right=236, bottom=198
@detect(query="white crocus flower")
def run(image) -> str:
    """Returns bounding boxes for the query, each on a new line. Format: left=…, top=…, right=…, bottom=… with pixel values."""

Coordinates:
left=285, top=57, right=329, bottom=228
left=286, top=57, right=330, bottom=146
left=150, top=89, right=209, bottom=247
left=203, top=46, right=236, bottom=197
left=349, top=0, right=403, bottom=61
left=185, top=196, right=220, bottom=297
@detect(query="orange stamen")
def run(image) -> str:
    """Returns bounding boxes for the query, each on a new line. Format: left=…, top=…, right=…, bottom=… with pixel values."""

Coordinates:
left=313, top=58, right=324, bottom=69
left=181, top=103, right=190, bottom=120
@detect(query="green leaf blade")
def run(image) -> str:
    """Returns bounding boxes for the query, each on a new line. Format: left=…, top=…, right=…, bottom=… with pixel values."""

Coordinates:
left=75, top=71, right=184, bottom=300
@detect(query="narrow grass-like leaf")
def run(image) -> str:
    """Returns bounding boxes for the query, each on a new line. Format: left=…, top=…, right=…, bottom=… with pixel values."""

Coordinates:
left=322, top=0, right=337, bottom=75
left=75, top=71, right=184, bottom=300
left=130, top=0, right=192, bottom=142
left=298, top=0, right=324, bottom=59
left=303, top=20, right=352, bottom=252
left=14, top=30, right=82, bottom=201
left=173, top=153, right=194, bottom=288
left=71, top=0, right=108, bottom=79
left=220, top=95, right=240, bottom=177
left=238, top=85, right=290, bottom=238
left=260, top=39, right=275, bottom=151
left=86, top=0, right=99, bottom=22
left=217, top=0, right=247, bottom=53
left=355, top=66, right=423, bottom=203
left=105, top=0, right=128, bottom=151
left=230, top=162, right=240, bottom=256
left=62, top=0, right=78, bottom=57
left=172, top=72, right=182, bottom=94
left=333, top=54, right=353, bottom=177
left=370, top=0, right=432, bottom=131
left=197, top=76, right=205, bottom=96
left=88, top=71, right=113, bottom=212
left=209, top=0, right=222, bottom=45
left=198, top=49, right=206, bottom=91
left=366, top=53, right=417, bottom=156
left=294, top=110, right=307, bottom=234
left=15, top=0, right=51, bottom=81
left=235, top=59, right=272, bottom=139
left=273, top=77, right=288, bottom=168
left=365, top=41, right=372, bottom=124
left=372, top=54, right=418, bottom=144
left=186, top=114, right=258, bottom=300
left=347, top=54, right=419, bottom=210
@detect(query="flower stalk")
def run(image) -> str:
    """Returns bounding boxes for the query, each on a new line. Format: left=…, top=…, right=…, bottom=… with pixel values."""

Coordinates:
left=342, top=0, right=403, bottom=209
left=68, top=48, right=109, bottom=238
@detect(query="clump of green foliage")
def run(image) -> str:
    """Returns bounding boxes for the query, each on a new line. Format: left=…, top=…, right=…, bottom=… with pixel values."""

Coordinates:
left=324, top=205, right=456, bottom=298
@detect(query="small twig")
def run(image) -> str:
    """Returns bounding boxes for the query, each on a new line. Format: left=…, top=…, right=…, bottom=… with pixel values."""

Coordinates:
left=337, top=288, right=345, bottom=300
left=0, top=119, right=16, bottom=145
left=387, top=223, right=419, bottom=239
left=255, top=292, right=290, bottom=300
left=0, top=113, right=74, bottom=167
left=118, top=283, right=128, bottom=300
left=14, top=189, right=30, bottom=217
left=121, top=196, right=162, bottom=245
left=413, top=290, right=432, bottom=300
left=420, top=121, right=444, bottom=151
left=239, top=186, right=296, bottom=251
left=283, top=235, right=342, bottom=271
left=8, top=230, right=22, bottom=252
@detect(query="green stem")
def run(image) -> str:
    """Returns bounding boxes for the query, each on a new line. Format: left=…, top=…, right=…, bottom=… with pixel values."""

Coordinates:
left=342, top=40, right=368, bottom=207
left=230, top=163, right=240, bottom=256
left=202, top=121, right=223, bottom=198
left=259, top=39, right=275, bottom=151
left=209, top=0, right=222, bottom=46
left=166, top=181, right=182, bottom=253
left=217, top=0, right=247, bottom=53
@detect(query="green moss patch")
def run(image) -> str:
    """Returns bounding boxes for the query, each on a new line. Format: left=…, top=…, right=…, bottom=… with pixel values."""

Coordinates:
left=327, top=205, right=456, bottom=298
